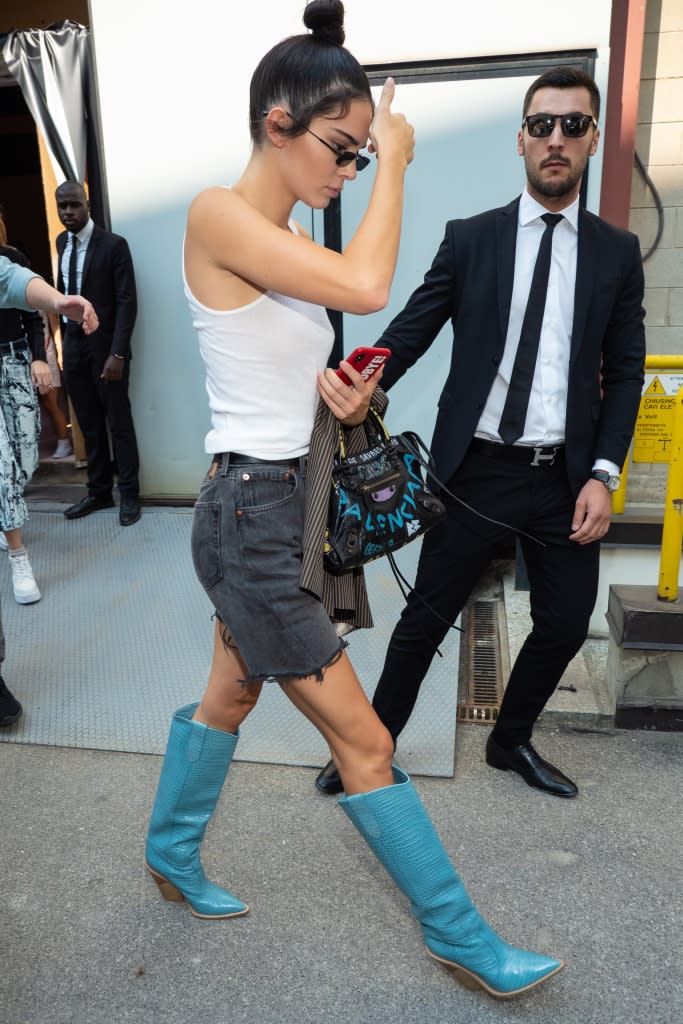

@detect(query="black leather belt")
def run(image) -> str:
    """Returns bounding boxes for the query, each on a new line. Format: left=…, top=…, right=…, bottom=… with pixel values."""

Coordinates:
left=469, top=437, right=564, bottom=467
left=213, top=451, right=307, bottom=470
left=0, top=338, right=29, bottom=356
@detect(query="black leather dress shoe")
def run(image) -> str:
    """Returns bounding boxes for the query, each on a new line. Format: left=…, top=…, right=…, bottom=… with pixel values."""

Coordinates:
left=0, top=677, right=23, bottom=727
left=64, top=494, right=115, bottom=520
left=485, top=735, right=578, bottom=798
left=315, top=759, right=344, bottom=795
left=119, top=497, right=142, bottom=526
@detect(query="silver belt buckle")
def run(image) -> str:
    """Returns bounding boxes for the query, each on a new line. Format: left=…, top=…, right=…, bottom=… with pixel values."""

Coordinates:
left=531, top=445, right=558, bottom=467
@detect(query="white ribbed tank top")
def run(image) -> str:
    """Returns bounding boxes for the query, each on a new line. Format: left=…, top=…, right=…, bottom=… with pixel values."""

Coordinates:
left=183, top=222, right=334, bottom=458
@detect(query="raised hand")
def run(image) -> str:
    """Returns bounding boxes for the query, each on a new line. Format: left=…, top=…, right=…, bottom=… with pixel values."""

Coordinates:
left=368, top=78, right=415, bottom=167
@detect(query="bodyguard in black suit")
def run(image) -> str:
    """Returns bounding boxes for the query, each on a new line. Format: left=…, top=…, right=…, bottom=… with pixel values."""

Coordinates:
left=55, top=181, right=142, bottom=526
left=316, top=67, right=646, bottom=799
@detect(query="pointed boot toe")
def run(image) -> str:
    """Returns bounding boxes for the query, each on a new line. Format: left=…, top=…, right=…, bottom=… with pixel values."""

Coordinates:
left=145, top=854, right=249, bottom=919
left=426, top=938, right=564, bottom=998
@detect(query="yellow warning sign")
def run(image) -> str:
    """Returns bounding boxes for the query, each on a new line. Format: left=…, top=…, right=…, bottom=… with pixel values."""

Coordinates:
left=633, top=373, right=683, bottom=463
left=643, top=376, right=666, bottom=395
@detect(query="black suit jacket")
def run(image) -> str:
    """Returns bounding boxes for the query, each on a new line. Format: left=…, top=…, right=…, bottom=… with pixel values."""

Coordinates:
left=56, top=223, right=137, bottom=359
left=378, top=196, right=646, bottom=497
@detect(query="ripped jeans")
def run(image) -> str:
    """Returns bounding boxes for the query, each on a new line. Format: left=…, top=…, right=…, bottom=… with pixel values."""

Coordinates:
left=0, top=339, right=40, bottom=532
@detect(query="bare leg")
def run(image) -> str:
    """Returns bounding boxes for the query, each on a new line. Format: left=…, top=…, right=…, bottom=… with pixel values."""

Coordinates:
left=193, top=620, right=264, bottom=733
left=194, top=623, right=392, bottom=795
left=280, top=650, right=394, bottom=795
left=3, top=528, right=23, bottom=552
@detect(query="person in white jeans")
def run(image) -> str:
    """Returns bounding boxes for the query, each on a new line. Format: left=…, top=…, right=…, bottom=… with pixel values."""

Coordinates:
left=0, top=249, right=98, bottom=727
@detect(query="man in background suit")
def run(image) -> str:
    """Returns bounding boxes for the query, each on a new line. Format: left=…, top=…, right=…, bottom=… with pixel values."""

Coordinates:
left=316, top=66, right=646, bottom=799
left=56, top=181, right=142, bottom=526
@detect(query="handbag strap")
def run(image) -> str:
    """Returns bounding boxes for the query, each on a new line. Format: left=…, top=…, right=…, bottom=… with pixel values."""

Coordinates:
left=398, top=432, right=546, bottom=549
left=338, top=405, right=390, bottom=460
left=386, top=552, right=462, bottom=659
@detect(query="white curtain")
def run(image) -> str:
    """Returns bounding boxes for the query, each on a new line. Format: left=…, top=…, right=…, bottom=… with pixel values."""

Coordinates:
left=2, top=20, right=107, bottom=226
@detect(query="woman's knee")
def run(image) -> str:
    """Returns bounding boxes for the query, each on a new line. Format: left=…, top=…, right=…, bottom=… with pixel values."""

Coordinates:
left=355, top=721, right=395, bottom=772
left=198, top=681, right=261, bottom=731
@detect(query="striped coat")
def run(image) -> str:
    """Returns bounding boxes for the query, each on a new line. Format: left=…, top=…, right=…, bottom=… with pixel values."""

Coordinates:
left=300, top=388, right=388, bottom=634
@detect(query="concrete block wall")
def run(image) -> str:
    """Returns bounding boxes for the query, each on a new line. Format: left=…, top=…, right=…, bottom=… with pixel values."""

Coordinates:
left=627, top=0, right=683, bottom=503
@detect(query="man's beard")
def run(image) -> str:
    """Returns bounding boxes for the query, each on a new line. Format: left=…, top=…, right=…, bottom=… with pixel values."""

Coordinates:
left=525, top=154, right=588, bottom=198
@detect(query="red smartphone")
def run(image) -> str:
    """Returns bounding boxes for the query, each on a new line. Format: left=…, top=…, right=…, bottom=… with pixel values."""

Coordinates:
left=336, top=346, right=392, bottom=386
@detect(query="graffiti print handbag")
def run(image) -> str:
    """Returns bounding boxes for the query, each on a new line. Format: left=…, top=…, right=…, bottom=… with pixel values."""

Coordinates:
left=323, top=407, right=446, bottom=575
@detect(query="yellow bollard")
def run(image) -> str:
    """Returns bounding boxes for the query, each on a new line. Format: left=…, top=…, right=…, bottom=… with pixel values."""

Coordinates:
left=612, top=454, right=630, bottom=515
left=657, top=385, right=683, bottom=602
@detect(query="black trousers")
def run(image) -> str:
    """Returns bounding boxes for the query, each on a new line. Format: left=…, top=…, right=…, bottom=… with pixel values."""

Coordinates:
left=63, top=325, right=140, bottom=499
left=372, top=443, right=600, bottom=748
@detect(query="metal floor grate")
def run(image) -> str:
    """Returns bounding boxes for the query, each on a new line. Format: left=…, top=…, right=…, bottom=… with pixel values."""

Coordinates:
left=0, top=512, right=458, bottom=777
left=457, top=599, right=507, bottom=723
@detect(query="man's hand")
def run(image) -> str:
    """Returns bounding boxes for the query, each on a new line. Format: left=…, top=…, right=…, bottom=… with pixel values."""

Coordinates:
left=100, top=355, right=125, bottom=382
left=30, top=359, right=53, bottom=394
left=569, top=479, right=613, bottom=544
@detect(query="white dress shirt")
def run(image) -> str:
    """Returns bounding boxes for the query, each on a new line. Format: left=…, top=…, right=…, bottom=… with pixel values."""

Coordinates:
left=61, top=217, right=95, bottom=295
left=475, top=189, right=618, bottom=477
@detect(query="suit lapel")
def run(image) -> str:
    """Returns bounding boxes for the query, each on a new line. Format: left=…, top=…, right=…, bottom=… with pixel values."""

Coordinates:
left=496, top=198, right=520, bottom=344
left=81, top=225, right=101, bottom=291
left=56, top=233, right=66, bottom=289
left=570, top=208, right=598, bottom=366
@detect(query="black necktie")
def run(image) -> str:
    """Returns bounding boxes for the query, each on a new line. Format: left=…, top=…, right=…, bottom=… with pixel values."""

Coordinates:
left=498, top=212, right=564, bottom=445
left=67, top=234, right=79, bottom=295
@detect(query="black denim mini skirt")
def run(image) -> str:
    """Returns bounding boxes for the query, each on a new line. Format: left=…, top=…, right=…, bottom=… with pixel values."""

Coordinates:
left=191, top=453, right=345, bottom=685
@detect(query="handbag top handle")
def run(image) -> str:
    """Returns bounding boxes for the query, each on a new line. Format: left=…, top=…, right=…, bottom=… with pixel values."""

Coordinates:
left=338, top=405, right=389, bottom=459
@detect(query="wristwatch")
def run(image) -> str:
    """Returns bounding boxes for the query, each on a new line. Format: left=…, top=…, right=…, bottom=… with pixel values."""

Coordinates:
left=591, top=469, right=621, bottom=492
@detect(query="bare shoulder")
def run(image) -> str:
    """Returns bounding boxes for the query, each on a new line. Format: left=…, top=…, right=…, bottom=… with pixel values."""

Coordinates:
left=188, top=186, right=237, bottom=228
left=292, top=218, right=312, bottom=241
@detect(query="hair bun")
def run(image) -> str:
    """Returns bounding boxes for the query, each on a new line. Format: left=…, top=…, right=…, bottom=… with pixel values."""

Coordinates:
left=303, top=0, right=345, bottom=46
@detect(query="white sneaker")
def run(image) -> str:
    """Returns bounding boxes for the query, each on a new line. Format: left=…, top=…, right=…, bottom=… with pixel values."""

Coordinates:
left=52, top=439, right=74, bottom=459
left=9, top=551, right=41, bottom=604
left=0, top=534, right=7, bottom=552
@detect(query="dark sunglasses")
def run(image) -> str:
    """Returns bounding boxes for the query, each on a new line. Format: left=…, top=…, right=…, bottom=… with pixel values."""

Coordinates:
left=263, top=110, right=370, bottom=171
left=522, top=112, right=597, bottom=139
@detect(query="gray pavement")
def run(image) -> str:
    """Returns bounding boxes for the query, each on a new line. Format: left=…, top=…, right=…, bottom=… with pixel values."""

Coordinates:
left=1, top=719, right=681, bottom=1024
left=1, top=494, right=682, bottom=1024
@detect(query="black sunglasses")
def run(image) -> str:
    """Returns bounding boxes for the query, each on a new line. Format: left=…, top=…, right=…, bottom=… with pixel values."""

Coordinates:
left=522, top=112, right=598, bottom=139
left=263, top=110, right=370, bottom=171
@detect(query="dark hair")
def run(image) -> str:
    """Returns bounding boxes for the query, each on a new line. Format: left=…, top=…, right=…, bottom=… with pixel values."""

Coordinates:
left=55, top=181, right=88, bottom=200
left=522, top=66, right=601, bottom=121
left=249, top=0, right=373, bottom=145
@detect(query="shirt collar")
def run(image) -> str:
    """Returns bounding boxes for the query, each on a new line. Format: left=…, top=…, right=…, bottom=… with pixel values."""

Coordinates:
left=73, top=218, right=95, bottom=244
left=519, top=189, right=580, bottom=232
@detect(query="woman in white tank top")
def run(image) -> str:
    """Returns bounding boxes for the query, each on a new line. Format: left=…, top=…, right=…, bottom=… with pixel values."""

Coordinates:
left=144, top=1, right=562, bottom=998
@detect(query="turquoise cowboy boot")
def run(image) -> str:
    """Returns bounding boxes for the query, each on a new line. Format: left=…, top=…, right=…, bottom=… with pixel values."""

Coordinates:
left=145, top=703, right=248, bottom=919
left=340, top=767, right=563, bottom=998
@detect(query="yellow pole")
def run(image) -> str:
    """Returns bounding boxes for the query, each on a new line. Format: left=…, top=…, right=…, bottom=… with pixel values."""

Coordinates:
left=645, top=355, right=683, bottom=370
left=658, top=385, right=683, bottom=602
left=612, top=453, right=629, bottom=515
